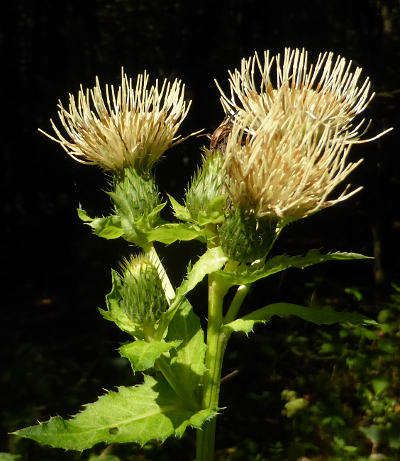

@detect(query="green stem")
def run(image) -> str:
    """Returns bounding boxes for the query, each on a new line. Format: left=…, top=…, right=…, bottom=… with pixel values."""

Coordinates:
left=223, top=284, right=250, bottom=324
left=196, top=273, right=230, bottom=461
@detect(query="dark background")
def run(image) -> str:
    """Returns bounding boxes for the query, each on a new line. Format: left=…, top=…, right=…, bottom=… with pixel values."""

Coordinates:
left=1, top=0, right=399, bottom=459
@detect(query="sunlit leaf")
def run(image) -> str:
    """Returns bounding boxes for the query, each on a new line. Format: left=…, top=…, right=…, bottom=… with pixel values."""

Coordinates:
left=15, top=376, right=215, bottom=451
left=371, top=378, right=389, bottom=395
left=224, top=303, right=375, bottom=335
left=217, top=249, right=371, bottom=286
left=119, top=339, right=181, bottom=372
left=166, top=301, right=207, bottom=403
left=77, top=208, right=124, bottom=239
left=148, top=223, right=204, bottom=244
left=99, top=270, right=139, bottom=336
left=168, top=194, right=191, bottom=221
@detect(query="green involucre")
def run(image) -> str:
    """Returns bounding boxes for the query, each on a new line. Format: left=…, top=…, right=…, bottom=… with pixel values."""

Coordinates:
left=184, top=151, right=224, bottom=222
left=219, top=209, right=277, bottom=262
left=109, top=167, right=165, bottom=246
left=120, top=255, right=168, bottom=332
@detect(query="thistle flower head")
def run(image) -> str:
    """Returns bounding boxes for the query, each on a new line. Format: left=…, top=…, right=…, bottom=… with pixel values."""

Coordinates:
left=216, top=48, right=391, bottom=221
left=224, top=112, right=362, bottom=220
left=216, top=48, right=373, bottom=143
left=41, top=69, right=196, bottom=172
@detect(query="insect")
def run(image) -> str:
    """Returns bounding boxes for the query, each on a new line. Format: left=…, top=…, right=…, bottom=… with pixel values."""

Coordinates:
left=209, top=111, right=238, bottom=153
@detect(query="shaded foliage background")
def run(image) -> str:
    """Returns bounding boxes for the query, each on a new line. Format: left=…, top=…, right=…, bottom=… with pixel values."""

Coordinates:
left=1, top=1, right=400, bottom=460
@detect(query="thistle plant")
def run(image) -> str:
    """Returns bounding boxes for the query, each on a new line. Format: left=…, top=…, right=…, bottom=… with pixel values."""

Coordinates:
left=16, top=49, right=391, bottom=460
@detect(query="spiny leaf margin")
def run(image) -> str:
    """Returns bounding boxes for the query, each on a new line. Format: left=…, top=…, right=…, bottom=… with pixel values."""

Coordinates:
left=14, top=375, right=215, bottom=451
left=216, top=250, right=372, bottom=287
left=224, top=302, right=376, bottom=335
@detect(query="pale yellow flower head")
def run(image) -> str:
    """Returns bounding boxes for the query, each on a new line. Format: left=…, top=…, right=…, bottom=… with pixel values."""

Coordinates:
left=218, top=48, right=391, bottom=221
left=41, top=69, right=196, bottom=171
left=216, top=48, right=374, bottom=144
left=224, top=112, right=363, bottom=220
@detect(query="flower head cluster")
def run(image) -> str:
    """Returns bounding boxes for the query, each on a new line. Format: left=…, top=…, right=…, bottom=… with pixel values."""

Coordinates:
left=41, top=69, right=195, bottom=171
left=217, top=48, right=390, bottom=221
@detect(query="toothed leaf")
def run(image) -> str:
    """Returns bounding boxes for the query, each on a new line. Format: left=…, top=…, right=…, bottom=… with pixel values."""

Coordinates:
left=15, top=376, right=215, bottom=451
left=168, top=195, right=191, bottom=221
left=148, top=223, right=204, bottom=245
left=77, top=209, right=124, bottom=240
left=217, top=250, right=371, bottom=286
left=166, top=301, right=207, bottom=402
left=119, top=340, right=181, bottom=372
left=224, top=303, right=376, bottom=335
left=99, top=270, right=139, bottom=336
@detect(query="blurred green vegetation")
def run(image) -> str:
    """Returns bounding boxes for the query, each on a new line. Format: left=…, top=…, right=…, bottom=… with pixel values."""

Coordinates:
left=3, top=282, right=400, bottom=460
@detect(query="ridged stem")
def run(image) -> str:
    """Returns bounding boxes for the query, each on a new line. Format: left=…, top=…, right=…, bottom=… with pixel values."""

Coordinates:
left=196, top=273, right=230, bottom=461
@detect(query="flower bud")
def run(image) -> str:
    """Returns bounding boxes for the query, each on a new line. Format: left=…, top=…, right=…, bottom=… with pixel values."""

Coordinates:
left=110, top=166, right=164, bottom=244
left=219, top=209, right=277, bottom=263
left=184, top=150, right=224, bottom=221
left=120, top=254, right=168, bottom=338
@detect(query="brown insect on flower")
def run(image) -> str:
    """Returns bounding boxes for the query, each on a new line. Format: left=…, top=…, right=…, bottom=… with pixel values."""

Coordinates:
left=209, top=111, right=238, bottom=153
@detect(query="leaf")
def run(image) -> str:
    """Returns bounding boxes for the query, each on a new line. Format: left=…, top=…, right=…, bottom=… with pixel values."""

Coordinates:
left=166, top=300, right=207, bottom=403
left=360, top=424, right=386, bottom=444
left=0, top=454, right=21, bottom=461
left=77, top=209, right=124, bottom=240
left=160, top=246, right=228, bottom=332
left=99, top=270, right=139, bottom=336
left=168, top=194, right=191, bottom=221
left=15, top=376, right=215, bottom=451
left=224, top=303, right=375, bottom=335
left=371, top=378, right=389, bottom=395
left=148, top=223, right=204, bottom=245
left=119, top=340, right=181, bottom=372
left=216, top=249, right=371, bottom=286
left=196, top=196, right=227, bottom=226
left=176, top=246, right=228, bottom=299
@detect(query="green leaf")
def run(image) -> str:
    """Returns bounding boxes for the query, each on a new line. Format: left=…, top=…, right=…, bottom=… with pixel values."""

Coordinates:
left=217, top=249, right=371, bottom=286
left=196, top=195, right=226, bottom=226
left=360, top=424, right=386, bottom=444
left=206, top=195, right=227, bottom=215
left=77, top=209, right=124, bottom=240
left=0, top=454, right=21, bottom=461
left=119, top=340, right=181, bottom=372
left=15, top=375, right=215, bottom=451
left=168, top=194, right=191, bottom=221
left=160, top=246, right=228, bottom=332
left=148, top=223, right=204, bottom=245
left=99, top=270, right=139, bottom=336
left=176, top=246, right=228, bottom=299
left=166, top=300, right=207, bottom=402
left=371, top=378, right=389, bottom=395
left=224, top=303, right=375, bottom=335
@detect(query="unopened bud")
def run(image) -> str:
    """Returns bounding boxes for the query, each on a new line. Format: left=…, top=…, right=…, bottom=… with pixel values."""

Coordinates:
left=219, top=209, right=277, bottom=262
left=184, top=151, right=224, bottom=221
left=120, top=255, right=168, bottom=337
left=110, top=167, right=163, bottom=244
